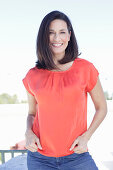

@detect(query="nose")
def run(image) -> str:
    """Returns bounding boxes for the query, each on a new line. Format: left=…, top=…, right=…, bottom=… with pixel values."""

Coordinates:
left=53, top=33, right=60, bottom=40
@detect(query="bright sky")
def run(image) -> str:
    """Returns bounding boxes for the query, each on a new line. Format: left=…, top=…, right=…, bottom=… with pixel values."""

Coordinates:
left=0, top=0, right=113, bottom=100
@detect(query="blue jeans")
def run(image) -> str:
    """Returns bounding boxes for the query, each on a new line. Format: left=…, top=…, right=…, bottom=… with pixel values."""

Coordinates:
left=27, top=150, right=98, bottom=170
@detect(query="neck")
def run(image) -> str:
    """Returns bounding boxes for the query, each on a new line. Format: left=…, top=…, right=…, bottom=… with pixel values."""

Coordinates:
left=53, top=52, right=65, bottom=65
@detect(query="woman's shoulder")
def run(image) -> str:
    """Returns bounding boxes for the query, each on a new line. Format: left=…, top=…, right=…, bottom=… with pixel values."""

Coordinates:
left=27, top=66, right=39, bottom=74
left=24, top=67, right=38, bottom=79
left=76, top=57, right=93, bottom=66
left=75, top=58, right=99, bottom=75
left=75, top=58, right=97, bottom=72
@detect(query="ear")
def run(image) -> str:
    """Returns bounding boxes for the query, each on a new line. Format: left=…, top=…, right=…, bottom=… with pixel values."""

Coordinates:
left=68, top=31, right=71, bottom=41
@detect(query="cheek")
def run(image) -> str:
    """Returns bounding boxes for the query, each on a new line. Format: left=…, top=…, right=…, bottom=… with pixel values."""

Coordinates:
left=61, top=35, right=69, bottom=42
left=49, top=36, right=53, bottom=42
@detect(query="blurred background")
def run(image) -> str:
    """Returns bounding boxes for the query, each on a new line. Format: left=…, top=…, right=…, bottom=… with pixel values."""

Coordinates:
left=0, top=0, right=113, bottom=169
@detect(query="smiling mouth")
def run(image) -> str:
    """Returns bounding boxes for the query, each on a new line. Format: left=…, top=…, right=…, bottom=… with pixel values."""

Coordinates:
left=51, top=43, right=63, bottom=47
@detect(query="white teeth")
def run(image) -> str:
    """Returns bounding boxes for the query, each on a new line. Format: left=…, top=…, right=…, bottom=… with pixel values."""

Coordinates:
left=52, top=43, right=62, bottom=47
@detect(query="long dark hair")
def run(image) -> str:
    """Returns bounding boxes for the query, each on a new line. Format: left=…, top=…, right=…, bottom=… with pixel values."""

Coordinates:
left=35, top=10, right=80, bottom=70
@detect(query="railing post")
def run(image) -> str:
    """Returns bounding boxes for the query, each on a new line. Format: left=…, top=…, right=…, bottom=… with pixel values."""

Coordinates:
left=0, top=150, right=27, bottom=164
left=11, top=151, right=14, bottom=158
left=1, top=151, right=5, bottom=164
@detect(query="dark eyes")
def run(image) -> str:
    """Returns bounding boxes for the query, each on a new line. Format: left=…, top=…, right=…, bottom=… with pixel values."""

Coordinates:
left=49, top=32, right=66, bottom=34
left=49, top=32, right=54, bottom=34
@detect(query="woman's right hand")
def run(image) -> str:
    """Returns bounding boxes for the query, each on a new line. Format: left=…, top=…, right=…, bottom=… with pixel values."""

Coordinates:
left=25, top=129, right=42, bottom=152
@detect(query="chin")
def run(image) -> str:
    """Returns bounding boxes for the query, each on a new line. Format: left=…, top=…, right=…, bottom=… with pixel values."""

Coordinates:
left=52, top=48, right=66, bottom=54
left=52, top=51, right=65, bottom=56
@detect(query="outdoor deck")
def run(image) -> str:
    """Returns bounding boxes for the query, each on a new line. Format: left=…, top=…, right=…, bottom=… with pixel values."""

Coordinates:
left=0, top=150, right=113, bottom=169
left=0, top=150, right=27, bottom=169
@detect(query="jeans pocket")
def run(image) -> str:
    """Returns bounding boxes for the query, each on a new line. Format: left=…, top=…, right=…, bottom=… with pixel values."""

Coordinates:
left=27, top=150, right=40, bottom=156
left=73, top=151, right=89, bottom=157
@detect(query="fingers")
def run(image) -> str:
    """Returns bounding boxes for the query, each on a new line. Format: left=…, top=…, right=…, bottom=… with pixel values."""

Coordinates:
left=26, top=146, right=37, bottom=152
left=25, top=142, right=38, bottom=152
left=25, top=137, right=43, bottom=152
left=73, top=146, right=87, bottom=154
left=26, top=145, right=37, bottom=152
left=25, top=130, right=43, bottom=152
left=69, top=139, right=78, bottom=151
left=74, top=150, right=87, bottom=154
left=35, top=138, right=42, bottom=150
left=69, top=135, right=88, bottom=154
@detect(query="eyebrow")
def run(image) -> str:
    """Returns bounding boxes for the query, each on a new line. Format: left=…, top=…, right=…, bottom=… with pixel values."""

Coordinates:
left=49, top=29, right=67, bottom=31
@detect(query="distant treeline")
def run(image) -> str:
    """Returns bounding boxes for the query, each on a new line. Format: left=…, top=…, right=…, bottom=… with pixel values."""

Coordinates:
left=0, top=93, right=27, bottom=104
left=104, top=91, right=113, bottom=100
left=0, top=91, right=112, bottom=104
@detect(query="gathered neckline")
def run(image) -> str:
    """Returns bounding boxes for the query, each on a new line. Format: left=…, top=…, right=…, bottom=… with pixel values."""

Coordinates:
left=42, top=58, right=77, bottom=74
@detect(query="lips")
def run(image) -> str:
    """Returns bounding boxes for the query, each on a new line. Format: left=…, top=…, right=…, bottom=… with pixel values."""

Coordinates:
left=51, top=43, right=63, bottom=47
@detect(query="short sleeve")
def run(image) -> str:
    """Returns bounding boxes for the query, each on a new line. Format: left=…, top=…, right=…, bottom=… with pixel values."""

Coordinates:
left=86, top=63, right=99, bottom=92
left=22, top=70, right=34, bottom=96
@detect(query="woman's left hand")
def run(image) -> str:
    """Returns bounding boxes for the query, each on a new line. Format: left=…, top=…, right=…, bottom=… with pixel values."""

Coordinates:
left=69, top=134, right=89, bottom=154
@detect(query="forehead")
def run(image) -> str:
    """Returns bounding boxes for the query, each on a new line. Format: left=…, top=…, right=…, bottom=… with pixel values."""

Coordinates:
left=49, top=19, right=68, bottom=30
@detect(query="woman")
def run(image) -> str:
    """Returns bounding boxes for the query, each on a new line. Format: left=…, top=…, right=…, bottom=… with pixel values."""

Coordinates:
left=22, top=11, right=107, bottom=170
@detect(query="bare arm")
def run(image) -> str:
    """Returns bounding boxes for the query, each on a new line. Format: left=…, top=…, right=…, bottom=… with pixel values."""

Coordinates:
left=70, top=78, right=107, bottom=153
left=25, top=90, right=42, bottom=152
left=25, top=90, right=37, bottom=133
left=84, top=78, right=107, bottom=140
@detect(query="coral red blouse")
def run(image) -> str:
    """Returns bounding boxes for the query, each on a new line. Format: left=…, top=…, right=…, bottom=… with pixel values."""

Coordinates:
left=22, top=58, right=99, bottom=157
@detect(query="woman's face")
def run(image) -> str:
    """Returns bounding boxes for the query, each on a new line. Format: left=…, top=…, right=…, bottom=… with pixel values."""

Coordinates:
left=49, top=19, right=71, bottom=57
